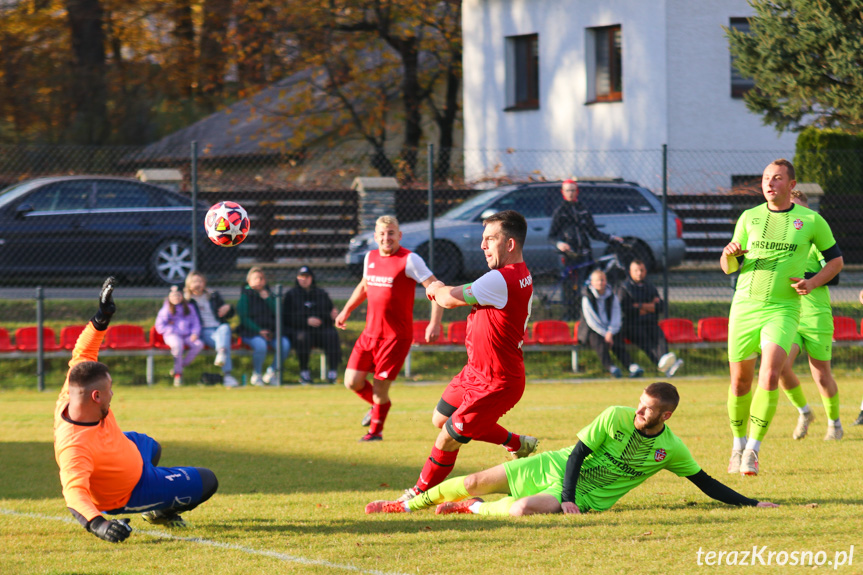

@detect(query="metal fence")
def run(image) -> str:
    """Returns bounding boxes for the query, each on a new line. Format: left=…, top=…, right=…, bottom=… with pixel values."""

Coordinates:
left=2, top=144, right=863, bottom=383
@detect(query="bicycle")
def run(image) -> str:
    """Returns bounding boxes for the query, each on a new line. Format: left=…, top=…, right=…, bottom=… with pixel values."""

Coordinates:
left=538, top=241, right=632, bottom=316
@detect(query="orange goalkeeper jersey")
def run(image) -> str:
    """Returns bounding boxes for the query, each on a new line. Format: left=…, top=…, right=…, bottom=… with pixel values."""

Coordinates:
left=53, top=323, right=143, bottom=521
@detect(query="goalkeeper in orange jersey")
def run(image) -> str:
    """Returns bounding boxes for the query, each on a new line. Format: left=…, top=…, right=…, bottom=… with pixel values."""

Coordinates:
left=53, top=278, right=218, bottom=543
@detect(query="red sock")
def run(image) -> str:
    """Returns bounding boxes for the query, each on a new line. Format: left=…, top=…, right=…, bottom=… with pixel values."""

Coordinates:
left=354, top=381, right=374, bottom=404
left=474, top=423, right=511, bottom=447
left=368, top=401, right=391, bottom=435
left=416, top=446, right=459, bottom=491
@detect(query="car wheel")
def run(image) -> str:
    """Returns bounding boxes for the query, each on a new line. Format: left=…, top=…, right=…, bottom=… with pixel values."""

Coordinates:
left=151, top=239, right=194, bottom=285
left=418, top=241, right=463, bottom=285
left=618, top=239, right=655, bottom=271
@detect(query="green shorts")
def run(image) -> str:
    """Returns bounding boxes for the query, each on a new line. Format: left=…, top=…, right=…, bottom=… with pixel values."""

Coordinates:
left=794, top=309, right=833, bottom=362
left=728, top=298, right=800, bottom=363
left=503, top=448, right=590, bottom=511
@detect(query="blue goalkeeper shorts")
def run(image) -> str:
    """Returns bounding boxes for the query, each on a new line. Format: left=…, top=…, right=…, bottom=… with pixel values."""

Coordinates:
left=106, top=431, right=203, bottom=514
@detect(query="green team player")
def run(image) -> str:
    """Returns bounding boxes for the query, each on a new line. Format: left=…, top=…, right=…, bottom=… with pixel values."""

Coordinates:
left=778, top=190, right=843, bottom=442
left=721, top=159, right=843, bottom=476
left=365, top=382, right=778, bottom=516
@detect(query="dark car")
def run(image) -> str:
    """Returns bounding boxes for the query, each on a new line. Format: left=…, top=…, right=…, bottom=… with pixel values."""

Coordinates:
left=346, top=180, right=686, bottom=283
left=0, top=176, right=234, bottom=285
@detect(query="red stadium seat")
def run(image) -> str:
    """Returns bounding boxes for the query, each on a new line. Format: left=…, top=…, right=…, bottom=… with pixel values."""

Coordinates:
left=833, top=317, right=863, bottom=341
left=106, top=324, right=149, bottom=350
left=0, top=328, right=14, bottom=352
left=149, top=326, right=170, bottom=349
left=60, top=324, right=107, bottom=350
left=412, top=320, right=442, bottom=345
left=698, top=317, right=729, bottom=343
left=659, top=318, right=703, bottom=344
left=532, top=320, right=574, bottom=344
left=15, top=326, right=61, bottom=351
left=447, top=321, right=468, bottom=345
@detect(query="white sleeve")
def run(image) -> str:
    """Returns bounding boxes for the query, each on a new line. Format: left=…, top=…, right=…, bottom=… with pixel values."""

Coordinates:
left=362, top=252, right=371, bottom=279
left=405, top=252, right=434, bottom=284
left=469, top=270, right=508, bottom=309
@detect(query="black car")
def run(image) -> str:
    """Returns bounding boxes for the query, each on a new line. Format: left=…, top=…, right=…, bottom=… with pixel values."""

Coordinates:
left=0, top=176, right=234, bottom=285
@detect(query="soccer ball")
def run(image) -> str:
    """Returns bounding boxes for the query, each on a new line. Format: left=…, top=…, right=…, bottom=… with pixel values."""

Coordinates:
left=205, top=201, right=250, bottom=247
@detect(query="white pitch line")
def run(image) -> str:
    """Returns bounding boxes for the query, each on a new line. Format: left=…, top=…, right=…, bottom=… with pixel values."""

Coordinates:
left=0, top=508, right=410, bottom=575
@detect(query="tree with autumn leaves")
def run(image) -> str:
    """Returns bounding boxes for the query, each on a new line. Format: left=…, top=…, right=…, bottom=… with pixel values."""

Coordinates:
left=0, top=0, right=461, bottom=178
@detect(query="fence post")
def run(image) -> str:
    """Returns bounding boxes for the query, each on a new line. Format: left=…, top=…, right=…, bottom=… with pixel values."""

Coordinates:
left=36, top=286, right=45, bottom=392
left=661, top=144, right=669, bottom=318
left=274, top=283, right=283, bottom=387
left=191, top=141, right=199, bottom=273
left=428, top=143, right=435, bottom=272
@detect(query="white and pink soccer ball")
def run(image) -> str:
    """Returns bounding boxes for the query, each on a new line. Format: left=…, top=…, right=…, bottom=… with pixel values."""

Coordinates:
left=204, top=201, right=250, bottom=247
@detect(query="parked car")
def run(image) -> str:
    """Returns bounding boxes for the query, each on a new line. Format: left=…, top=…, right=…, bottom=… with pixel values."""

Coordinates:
left=346, top=180, right=686, bottom=283
left=0, top=176, right=235, bottom=285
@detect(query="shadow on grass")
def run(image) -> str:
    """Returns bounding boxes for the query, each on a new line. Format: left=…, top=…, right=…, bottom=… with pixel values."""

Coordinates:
left=0, top=440, right=428, bottom=499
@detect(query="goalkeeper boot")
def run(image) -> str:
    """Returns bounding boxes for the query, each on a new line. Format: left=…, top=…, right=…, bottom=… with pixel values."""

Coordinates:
left=435, top=498, right=484, bottom=515
left=141, top=510, right=187, bottom=528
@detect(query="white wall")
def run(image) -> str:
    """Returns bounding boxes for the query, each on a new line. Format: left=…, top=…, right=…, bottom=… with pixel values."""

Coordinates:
left=463, top=0, right=797, bottom=191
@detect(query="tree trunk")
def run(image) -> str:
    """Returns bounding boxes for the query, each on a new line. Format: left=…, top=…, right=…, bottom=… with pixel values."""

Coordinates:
left=435, top=54, right=461, bottom=179
left=172, top=0, right=196, bottom=99
left=199, top=0, right=232, bottom=112
left=64, top=0, right=109, bottom=144
left=396, top=39, right=422, bottom=181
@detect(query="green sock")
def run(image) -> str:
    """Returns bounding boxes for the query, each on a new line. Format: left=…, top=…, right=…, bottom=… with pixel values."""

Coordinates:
left=408, top=476, right=470, bottom=512
left=727, top=388, right=753, bottom=438
left=475, top=497, right=516, bottom=516
left=783, top=385, right=808, bottom=410
left=823, top=392, right=840, bottom=421
left=749, top=387, right=779, bottom=442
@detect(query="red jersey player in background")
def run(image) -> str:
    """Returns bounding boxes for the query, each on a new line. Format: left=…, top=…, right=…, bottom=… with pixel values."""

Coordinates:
left=397, top=210, right=538, bottom=502
left=336, top=215, right=444, bottom=441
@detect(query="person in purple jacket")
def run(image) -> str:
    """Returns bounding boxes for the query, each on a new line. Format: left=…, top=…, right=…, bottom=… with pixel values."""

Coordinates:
left=155, top=285, right=204, bottom=386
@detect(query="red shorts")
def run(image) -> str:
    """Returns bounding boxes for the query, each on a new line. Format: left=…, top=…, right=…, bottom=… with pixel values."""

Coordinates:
left=347, top=332, right=412, bottom=381
left=440, top=367, right=525, bottom=440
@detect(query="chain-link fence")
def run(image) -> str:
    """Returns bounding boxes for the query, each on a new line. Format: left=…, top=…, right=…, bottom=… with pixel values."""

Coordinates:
left=2, top=144, right=862, bottom=384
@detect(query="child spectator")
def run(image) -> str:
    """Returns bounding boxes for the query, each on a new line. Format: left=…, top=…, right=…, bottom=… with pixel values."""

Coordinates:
left=155, top=285, right=204, bottom=386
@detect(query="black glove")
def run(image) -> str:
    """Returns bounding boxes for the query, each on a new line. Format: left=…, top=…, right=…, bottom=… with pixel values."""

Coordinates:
left=91, top=277, right=116, bottom=331
left=88, top=516, right=132, bottom=543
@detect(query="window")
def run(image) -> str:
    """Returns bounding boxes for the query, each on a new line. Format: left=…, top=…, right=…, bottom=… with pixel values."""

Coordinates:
left=492, top=188, right=548, bottom=218
left=729, top=18, right=755, bottom=98
left=578, top=186, right=655, bottom=215
left=505, top=34, right=539, bottom=110
left=586, top=25, right=622, bottom=103
left=95, top=181, right=152, bottom=209
left=25, top=182, right=94, bottom=212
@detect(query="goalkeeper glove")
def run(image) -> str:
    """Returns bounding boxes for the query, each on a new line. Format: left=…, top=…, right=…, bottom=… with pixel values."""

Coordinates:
left=88, top=516, right=132, bottom=543
left=91, top=276, right=116, bottom=331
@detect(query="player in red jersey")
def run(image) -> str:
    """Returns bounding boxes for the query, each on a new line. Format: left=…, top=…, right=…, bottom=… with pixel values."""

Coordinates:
left=336, top=215, right=444, bottom=441
left=397, top=210, right=538, bottom=502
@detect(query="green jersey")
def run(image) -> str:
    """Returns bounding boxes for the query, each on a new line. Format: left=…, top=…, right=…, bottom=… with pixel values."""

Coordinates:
left=575, top=406, right=701, bottom=512
left=801, top=244, right=831, bottom=316
left=731, top=203, right=836, bottom=303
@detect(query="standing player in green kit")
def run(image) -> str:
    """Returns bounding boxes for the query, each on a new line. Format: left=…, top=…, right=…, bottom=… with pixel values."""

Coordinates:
left=721, top=159, right=843, bottom=476
left=777, top=190, right=843, bottom=442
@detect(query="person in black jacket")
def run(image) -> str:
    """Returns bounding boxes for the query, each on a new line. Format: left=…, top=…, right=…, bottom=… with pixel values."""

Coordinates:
left=617, top=260, right=683, bottom=378
left=548, top=179, right=623, bottom=320
left=283, top=266, right=341, bottom=384
left=184, top=271, right=238, bottom=388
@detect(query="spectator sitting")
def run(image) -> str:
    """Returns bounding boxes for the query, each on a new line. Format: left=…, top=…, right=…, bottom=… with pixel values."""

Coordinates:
left=576, top=269, right=638, bottom=379
left=283, top=266, right=342, bottom=384
left=617, top=260, right=684, bottom=378
left=237, top=267, right=290, bottom=386
left=155, top=285, right=204, bottom=387
left=184, top=271, right=239, bottom=388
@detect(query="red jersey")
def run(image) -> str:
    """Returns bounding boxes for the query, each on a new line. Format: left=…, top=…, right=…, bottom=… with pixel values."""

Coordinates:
left=53, top=324, right=143, bottom=521
left=363, top=246, right=433, bottom=339
left=462, top=261, right=532, bottom=386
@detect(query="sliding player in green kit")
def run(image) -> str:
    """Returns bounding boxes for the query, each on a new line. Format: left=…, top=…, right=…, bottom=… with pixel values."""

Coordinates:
left=721, top=159, right=842, bottom=476
left=365, top=382, right=777, bottom=516
left=778, top=190, right=843, bottom=442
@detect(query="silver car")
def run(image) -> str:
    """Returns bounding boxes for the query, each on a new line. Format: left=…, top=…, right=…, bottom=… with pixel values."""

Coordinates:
left=346, top=180, right=686, bottom=283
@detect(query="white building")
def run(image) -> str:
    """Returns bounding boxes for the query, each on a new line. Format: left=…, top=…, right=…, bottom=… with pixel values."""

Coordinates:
left=461, top=0, right=797, bottom=192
